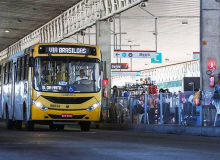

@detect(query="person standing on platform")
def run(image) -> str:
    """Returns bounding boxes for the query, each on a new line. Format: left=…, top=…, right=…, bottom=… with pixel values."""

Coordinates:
left=164, top=89, right=171, bottom=124
left=112, top=86, right=119, bottom=104
left=110, top=86, right=119, bottom=123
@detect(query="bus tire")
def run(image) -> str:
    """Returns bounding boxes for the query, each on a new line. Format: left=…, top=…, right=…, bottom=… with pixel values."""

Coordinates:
left=24, top=108, right=34, bottom=131
left=56, top=125, right=65, bottom=130
left=14, top=120, right=22, bottom=129
left=6, top=108, right=14, bottom=129
left=80, top=121, right=91, bottom=131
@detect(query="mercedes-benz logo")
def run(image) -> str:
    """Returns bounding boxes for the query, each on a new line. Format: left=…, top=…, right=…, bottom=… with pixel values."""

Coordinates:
left=66, top=105, right=69, bottom=108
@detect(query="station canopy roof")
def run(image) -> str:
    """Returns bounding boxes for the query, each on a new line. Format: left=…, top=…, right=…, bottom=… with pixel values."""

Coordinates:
left=0, top=0, right=81, bottom=51
left=0, top=0, right=199, bottom=71
left=110, top=0, right=199, bottom=71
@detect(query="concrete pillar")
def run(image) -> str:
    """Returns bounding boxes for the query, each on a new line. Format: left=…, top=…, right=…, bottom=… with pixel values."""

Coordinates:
left=96, top=21, right=111, bottom=98
left=200, top=0, right=220, bottom=92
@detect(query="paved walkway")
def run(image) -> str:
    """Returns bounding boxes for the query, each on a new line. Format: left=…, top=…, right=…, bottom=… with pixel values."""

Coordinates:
left=0, top=122, right=219, bottom=159
left=92, top=123, right=220, bottom=137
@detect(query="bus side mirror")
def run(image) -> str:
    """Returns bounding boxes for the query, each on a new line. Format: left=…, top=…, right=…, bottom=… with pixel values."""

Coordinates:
left=29, top=57, right=34, bottom=67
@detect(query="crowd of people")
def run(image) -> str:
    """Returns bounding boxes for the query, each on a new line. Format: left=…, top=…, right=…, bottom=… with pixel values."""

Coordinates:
left=109, top=86, right=180, bottom=124
left=106, top=85, right=220, bottom=127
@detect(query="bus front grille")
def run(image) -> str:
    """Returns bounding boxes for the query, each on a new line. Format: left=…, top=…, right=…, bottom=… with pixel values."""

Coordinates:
left=48, top=114, right=86, bottom=119
left=42, top=96, right=92, bottom=104
left=48, top=108, right=86, bottom=111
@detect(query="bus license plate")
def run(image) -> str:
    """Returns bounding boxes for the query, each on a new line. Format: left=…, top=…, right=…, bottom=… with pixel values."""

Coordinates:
left=61, top=114, right=73, bottom=118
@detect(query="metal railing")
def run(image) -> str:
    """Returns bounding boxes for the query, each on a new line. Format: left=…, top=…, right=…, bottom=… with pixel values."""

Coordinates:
left=100, top=91, right=220, bottom=127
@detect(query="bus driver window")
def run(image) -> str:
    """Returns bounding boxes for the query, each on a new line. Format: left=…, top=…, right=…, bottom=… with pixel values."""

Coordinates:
left=76, top=69, right=88, bottom=81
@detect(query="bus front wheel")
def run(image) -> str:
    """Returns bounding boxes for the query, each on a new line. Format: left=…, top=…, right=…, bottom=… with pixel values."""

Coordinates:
left=23, top=109, right=34, bottom=131
left=80, top=121, right=91, bottom=131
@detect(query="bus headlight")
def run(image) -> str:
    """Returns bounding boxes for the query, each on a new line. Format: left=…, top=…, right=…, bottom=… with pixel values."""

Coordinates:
left=87, top=101, right=101, bottom=112
left=32, top=100, right=48, bottom=111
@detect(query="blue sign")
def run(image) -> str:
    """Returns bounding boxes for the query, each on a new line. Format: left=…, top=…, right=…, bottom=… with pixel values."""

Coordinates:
left=193, top=53, right=200, bottom=60
left=122, top=52, right=127, bottom=57
left=59, top=81, right=68, bottom=86
left=151, top=53, right=162, bottom=63
left=157, top=80, right=182, bottom=88
left=68, top=86, right=75, bottom=92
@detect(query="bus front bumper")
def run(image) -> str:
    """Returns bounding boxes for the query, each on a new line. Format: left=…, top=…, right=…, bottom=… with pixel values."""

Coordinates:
left=31, top=105, right=101, bottom=121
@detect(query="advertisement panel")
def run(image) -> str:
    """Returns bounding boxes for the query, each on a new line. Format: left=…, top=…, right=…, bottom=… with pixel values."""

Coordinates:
left=111, top=63, right=129, bottom=69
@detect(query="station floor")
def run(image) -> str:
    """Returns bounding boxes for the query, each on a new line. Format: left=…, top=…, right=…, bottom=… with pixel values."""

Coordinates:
left=0, top=122, right=219, bottom=160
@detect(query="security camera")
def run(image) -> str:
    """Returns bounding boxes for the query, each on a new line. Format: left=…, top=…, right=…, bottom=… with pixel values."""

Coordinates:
left=107, top=17, right=114, bottom=23
left=140, top=0, right=148, bottom=7
left=80, top=31, right=86, bottom=36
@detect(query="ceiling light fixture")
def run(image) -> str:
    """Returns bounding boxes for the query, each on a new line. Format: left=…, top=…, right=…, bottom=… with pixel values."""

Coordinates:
left=139, top=0, right=148, bottom=7
left=128, top=40, right=132, bottom=43
left=5, top=30, right=9, bottom=33
left=107, top=17, right=114, bottom=23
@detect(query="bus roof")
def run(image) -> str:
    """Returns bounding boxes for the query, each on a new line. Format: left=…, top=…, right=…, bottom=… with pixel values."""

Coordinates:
left=0, top=43, right=100, bottom=64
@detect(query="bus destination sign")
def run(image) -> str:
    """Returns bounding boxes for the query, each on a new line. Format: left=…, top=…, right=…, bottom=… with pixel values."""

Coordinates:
left=39, top=45, right=96, bottom=55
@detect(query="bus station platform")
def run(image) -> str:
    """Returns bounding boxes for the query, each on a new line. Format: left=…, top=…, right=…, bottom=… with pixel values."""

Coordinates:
left=91, top=123, right=220, bottom=137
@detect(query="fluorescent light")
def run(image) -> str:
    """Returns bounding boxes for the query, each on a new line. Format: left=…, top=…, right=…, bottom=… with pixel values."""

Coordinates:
left=5, top=30, right=9, bottom=33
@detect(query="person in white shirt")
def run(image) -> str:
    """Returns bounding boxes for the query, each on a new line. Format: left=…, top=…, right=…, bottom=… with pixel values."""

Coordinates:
left=76, top=69, right=88, bottom=81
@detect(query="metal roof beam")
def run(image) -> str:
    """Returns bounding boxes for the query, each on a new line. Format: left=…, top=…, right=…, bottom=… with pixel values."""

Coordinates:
left=0, top=0, right=143, bottom=57
left=117, top=16, right=200, bottom=19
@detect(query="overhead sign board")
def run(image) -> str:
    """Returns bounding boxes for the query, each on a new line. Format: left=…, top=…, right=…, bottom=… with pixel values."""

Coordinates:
left=207, top=59, right=216, bottom=70
left=39, top=45, right=96, bottom=55
left=114, top=50, right=156, bottom=59
left=151, top=53, right=162, bottom=63
left=112, top=72, right=141, bottom=76
left=111, top=63, right=129, bottom=69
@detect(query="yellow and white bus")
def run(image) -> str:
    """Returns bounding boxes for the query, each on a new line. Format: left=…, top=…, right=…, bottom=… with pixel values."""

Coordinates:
left=0, top=43, right=102, bottom=131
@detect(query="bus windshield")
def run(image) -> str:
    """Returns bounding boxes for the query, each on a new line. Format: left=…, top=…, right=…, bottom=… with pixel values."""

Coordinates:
left=34, top=57, right=101, bottom=93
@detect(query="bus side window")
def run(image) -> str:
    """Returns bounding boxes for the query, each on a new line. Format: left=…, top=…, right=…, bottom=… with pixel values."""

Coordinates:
left=8, top=61, right=12, bottom=84
left=24, top=55, right=29, bottom=80
left=4, top=63, right=8, bottom=84
left=16, top=58, right=21, bottom=82
left=21, top=57, right=25, bottom=81
left=0, top=65, right=2, bottom=85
